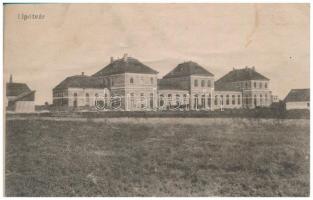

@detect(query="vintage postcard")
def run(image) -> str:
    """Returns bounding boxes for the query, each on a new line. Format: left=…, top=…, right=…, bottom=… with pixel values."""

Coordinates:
left=4, top=3, right=310, bottom=197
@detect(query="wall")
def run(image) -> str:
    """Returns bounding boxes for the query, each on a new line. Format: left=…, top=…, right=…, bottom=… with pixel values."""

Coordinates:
left=286, top=101, right=310, bottom=110
left=15, top=101, right=35, bottom=113
left=214, top=91, right=242, bottom=110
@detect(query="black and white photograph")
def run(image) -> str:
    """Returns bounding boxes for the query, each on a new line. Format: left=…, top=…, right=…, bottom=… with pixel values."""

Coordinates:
left=3, top=3, right=310, bottom=197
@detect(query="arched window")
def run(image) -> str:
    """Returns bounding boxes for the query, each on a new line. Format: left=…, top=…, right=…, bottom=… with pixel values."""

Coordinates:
left=168, top=94, right=172, bottom=107
left=140, top=93, right=145, bottom=108
left=201, top=95, right=205, bottom=108
left=220, top=95, right=224, bottom=105
left=130, top=77, right=134, bottom=84
left=159, top=94, right=164, bottom=107
left=232, top=95, right=235, bottom=105
left=214, top=95, right=218, bottom=105
left=73, top=92, right=78, bottom=107
left=194, top=94, right=199, bottom=109
left=201, top=80, right=205, bottom=87
left=208, top=94, right=211, bottom=108
left=226, top=95, right=230, bottom=105
left=194, top=79, right=198, bottom=87
left=85, top=93, right=90, bottom=106
left=207, top=80, right=211, bottom=87
left=150, top=93, right=154, bottom=108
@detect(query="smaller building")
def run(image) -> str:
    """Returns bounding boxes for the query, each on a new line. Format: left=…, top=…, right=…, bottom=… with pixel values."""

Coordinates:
left=53, top=73, right=108, bottom=110
left=284, top=89, right=310, bottom=110
left=6, top=75, right=35, bottom=113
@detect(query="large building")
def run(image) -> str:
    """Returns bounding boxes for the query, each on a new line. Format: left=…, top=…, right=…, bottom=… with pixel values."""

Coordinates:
left=6, top=75, right=36, bottom=113
left=52, top=55, right=273, bottom=111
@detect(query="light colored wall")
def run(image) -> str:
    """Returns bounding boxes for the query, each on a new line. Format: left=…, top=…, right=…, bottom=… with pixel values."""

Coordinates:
left=124, top=73, right=158, bottom=110
left=286, top=101, right=310, bottom=110
left=67, top=88, right=109, bottom=107
left=15, top=101, right=35, bottom=113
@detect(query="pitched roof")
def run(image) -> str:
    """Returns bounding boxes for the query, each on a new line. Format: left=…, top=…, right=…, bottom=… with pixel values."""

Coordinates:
left=10, top=90, right=35, bottom=103
left=6, top=82, right=31, bottom=97
left=53, top=75, right=105, bottom=90
left=216, top=67, right=269, bottom=84
left=284, top=89, right=310, bottom=102
left=214, top=82, right=241, bottom=92
left=163, top=61, right=214, bottom=79
left=93, top=57, right=158, bottom=77
left=157, top=79, right=189, bottom=91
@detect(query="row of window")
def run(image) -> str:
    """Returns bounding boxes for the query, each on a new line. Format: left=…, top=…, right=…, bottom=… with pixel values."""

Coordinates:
left=237, top=81, right=268, bottom=89
left=130, top=77, right=154, bottom=85
left=214, top=95, right=241, bottom=106
left=194, top=79, right=212, bottom=87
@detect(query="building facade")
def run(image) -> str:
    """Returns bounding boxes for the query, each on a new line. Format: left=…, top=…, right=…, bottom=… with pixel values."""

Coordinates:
left=52, top=55, right=273, bottom=111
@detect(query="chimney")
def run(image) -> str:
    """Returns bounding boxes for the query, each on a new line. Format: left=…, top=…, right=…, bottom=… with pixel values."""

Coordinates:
left=81, top=72, right=84, bottom=76
left=123, top=53, right=128, bottom=61
left=9, top=74, right=12, bottom=83
left=110, top=57, right=114, bottom=63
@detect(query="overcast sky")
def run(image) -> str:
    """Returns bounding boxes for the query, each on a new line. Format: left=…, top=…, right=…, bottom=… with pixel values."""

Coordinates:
left=4, top=3, right=309, bottom=104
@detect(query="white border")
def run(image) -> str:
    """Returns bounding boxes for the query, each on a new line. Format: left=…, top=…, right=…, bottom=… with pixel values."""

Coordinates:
left=0, top=1, right=311, bottom=199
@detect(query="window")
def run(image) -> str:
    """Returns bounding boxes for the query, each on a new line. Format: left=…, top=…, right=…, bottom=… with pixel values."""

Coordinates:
left=245, top=82, right=248, bottom=88
left=150, top=93, right=154, bottom=108
left=140, top=93, right=145, bottom=108
left=260, top=94, right=263, bottom=105
left=208, top=94, right=211, bottom=107
left=73, top=93, right=78, bottom=107
left=307, top=102, right=310, bottom=107
left=214, top=95, right=218, bottom=105
left=220, top=95, right=224, bottom=105
left=265, top=83, right=268, bottom=89
left=130, top=77, right=134, bottom=84
left=150, top=77, right=154, bottom=84
left=201, top=80, right=205, bottom=87
left=207, top=80, right=211, bottom=87
left=201, top=95, right=205, bottom=108
left=194, top=95, right=199, bottom=109
left=238, top=95, right=241, bottom=105
left=130, top=93, right=135, bottom=107
left=194, top=79, right=198, bottom=87
left=85, top=93, right=90, bottom=106
left=168, top=94, right=172, bottom=106
left=159, top=94, right=164, bottom=107
left=259, top=82, right=262, bottom=89
left=254, top=82, right=257, bottom=88
left=254, top=95, right=257, bottom=106
left=176, top=94, right=180, bottom=106
left=226, top=95, right=230, bottom=105
left=232, top=95, right=235, bottom=105
left=265, top=94, right=268, bottom=104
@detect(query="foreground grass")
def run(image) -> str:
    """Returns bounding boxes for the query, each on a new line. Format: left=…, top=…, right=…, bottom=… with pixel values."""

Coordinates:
left=5, top=118, right=309, bottom=196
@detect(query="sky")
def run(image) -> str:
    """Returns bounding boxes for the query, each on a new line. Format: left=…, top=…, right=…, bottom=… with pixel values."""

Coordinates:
left=4, top=3, right=310, bottom=105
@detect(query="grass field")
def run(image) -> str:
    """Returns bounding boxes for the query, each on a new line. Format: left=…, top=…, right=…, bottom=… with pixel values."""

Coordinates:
left=5, top=118, right=310, bottom=196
